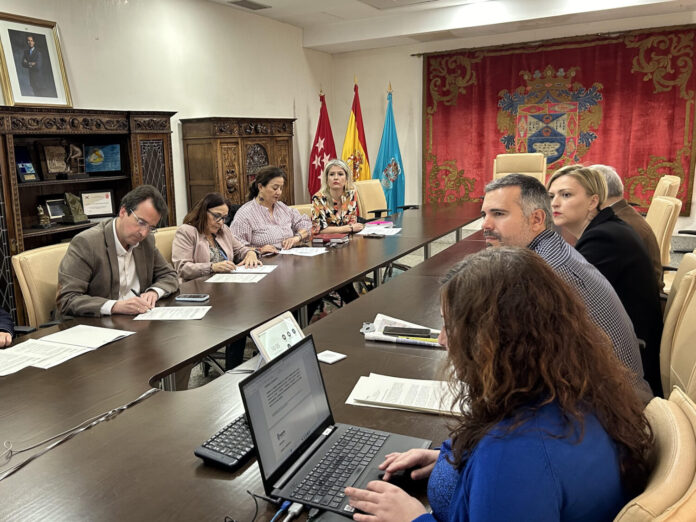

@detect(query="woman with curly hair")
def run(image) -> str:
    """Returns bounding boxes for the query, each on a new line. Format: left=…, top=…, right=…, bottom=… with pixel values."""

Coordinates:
left=346, top=246, right=653, bottom=521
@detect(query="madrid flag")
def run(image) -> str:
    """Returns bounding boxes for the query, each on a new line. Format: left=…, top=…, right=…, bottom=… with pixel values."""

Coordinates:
left=308, top=93, right=337, bottom=196
left=341, top=84, right=371, bottom=181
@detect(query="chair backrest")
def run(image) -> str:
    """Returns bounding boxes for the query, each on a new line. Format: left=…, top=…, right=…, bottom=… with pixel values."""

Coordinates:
left=668, top=275, right=696, bottom=401
left=614, top=397, right=696, bottom=521
left=12, top=242, right=70, bottom=328
left=664, top=254, right=696, bottom=317
left=646, top=196, right=682, bottom=266
left=492, top=153, right=547, bottom=184
left=291, top=204, right=312, bottom=218
left=654, top=175, right=681, bottom=199
left=658, top=387, right=696, bottom=521
left=354, top=180, right=388, bottom=218
left=154, top=226, right=178, bottom=265
left=661, top=269, right=696, bottom=392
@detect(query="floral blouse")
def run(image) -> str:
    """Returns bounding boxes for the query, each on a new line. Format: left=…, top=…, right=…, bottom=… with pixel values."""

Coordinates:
left=311, top=189, right=359, bottom=234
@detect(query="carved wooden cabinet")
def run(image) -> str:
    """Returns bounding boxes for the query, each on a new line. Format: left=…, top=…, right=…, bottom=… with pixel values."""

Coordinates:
left=180, top=117, right=295, bottom=208
left=0, top=106, right=176, bottom=322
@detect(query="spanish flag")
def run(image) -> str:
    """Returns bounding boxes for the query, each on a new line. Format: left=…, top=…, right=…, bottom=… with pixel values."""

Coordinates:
left=341, top=83, right=371, bottom=181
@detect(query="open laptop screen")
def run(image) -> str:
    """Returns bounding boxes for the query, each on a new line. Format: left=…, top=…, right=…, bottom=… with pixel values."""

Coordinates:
left=250, top=311, right=304, bottom=362
left=240, top=336, right=332, bottom=483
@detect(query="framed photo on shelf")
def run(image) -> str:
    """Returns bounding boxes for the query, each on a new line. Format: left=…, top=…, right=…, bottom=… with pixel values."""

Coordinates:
left=85, top=144, right=121, bottom=173
left=15, top=145, right=39, bottom=182
left=44, top=197, right=66, bottom=221
left=0, top=12, right=72, bottom=107
left=81, top=190, right=114, bottom=218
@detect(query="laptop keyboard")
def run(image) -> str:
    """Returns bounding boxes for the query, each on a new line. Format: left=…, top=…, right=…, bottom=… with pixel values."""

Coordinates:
left=291, top=426, right=388, bottom=509
left=194, top=414, right=254, bottom=471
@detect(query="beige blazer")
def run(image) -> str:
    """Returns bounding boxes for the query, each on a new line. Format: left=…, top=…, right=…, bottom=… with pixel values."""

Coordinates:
left=171, top=224, right=252, bottom=282
left=57, top=218, right=179, bottom=317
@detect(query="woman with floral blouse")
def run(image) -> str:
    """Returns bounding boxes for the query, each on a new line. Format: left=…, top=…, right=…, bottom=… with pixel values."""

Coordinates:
left=311, top=159, right=365, bottom=235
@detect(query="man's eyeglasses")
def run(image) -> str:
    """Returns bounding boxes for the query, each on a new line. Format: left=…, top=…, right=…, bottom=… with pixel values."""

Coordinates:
left=208, top=210, right=226, bottom=223
left=130, top=210, right=158, bottom=233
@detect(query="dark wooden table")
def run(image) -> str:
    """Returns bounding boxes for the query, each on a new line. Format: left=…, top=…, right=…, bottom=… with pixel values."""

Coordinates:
left=0, top=203, right=484, bottom=521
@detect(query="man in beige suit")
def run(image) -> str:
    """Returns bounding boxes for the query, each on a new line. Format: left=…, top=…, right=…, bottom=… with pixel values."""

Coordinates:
left=592, top=164, right=664, bottom=292
left=57, top=185, right=178, bottom=317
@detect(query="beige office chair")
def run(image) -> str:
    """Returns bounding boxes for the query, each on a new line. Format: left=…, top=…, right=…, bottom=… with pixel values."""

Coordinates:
left=614, top=397, right=696, bottom=521
left=664, top=254, right=696, bottom=308
left=658, top=387, right=696, bottom=521
left=354, top=180, right=389, bottom=219
left=661, top=269, right=696, bottom=392
left=667, top=275, right=696, bottom=401
left=654, top=175, right=681, bottom=199
left=492, top=153, right=547, bottom=184
left=646, top=196, right=682, bottom=267
left=12, top=242, right=70, bottom=328
left=154, top=226, right=178, bottom=265
left=291, top=204, right=313, bottom=218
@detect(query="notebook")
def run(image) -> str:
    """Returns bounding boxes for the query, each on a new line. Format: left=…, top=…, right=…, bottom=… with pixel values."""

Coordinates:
left=249, top=311, right=304, bottom=362
left=239, top=335, right=431, bottom=516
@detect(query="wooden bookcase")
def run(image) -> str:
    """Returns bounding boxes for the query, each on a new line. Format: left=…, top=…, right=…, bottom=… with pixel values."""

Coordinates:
left=0, top=106, right=176, bottom=323
left=180, top=117, right=295, bottom=209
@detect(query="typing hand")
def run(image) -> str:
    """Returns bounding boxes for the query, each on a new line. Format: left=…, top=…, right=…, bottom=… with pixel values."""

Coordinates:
left=0, top=332, right=12, bottom=347
left=112, top=296, right=155, bottom=315
left=243, top=251, right=262, bottom=268
left=379, top=448, right=440, bottom=481
left=259, top=244, right=279, bottom=255
left=345, top=481, right=427, bottom=522
left=281, top=236, right=300, bottom=250
left=212, top=260, right=237, bottom=273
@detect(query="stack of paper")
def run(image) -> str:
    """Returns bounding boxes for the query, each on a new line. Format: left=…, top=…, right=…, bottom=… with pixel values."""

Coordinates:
left=134, top=306, right=211, bottom=320
left=206, top=273, right=266, bottom=283
left=0, top=325, right=135, bottom=376
left=278, top=247, right=328, bottom=256
left=347, top=373, right=459, bottom=416
left=357, top=226, right=401, bottom=236
left=363, top=314, right=442, bottom=348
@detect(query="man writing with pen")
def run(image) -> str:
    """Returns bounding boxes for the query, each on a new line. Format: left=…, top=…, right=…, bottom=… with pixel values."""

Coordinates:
left=57, top=185, right=179, bottom=317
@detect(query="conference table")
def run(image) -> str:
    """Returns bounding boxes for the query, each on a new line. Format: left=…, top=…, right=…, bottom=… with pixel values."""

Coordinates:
left=0, top=203, right=484, bottom=521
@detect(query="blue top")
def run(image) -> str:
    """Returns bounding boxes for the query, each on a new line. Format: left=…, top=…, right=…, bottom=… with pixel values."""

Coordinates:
left=414, top=402, right=627, bottom=522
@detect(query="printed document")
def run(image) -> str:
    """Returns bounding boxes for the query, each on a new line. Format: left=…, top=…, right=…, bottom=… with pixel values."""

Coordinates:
left=41, top=324, right=135, bottom=349
left=357, top=226, right=401, bottom=236
left=347, top=373, right=458, bottom=415
left=278, top=247, right=327, bottom=256
left=363, top=314, right=441, bottom=348
left=134, top=306, right=211, bottom=320
left=206, top=273, right=266, bottom=283
left=233, top=265, right=277, bottom=274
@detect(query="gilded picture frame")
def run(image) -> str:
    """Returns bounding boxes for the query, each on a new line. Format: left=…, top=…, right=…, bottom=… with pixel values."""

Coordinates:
left=0, top=12, right=72, bottom=107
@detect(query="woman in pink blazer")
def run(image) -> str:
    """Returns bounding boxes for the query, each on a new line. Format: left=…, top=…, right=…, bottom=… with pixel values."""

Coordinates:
left=172, top=193, right=261, bottom=282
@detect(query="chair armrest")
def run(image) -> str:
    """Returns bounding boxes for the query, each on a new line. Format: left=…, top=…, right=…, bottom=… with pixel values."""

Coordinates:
left=398, top=204, right=419, bottom=211
left=38, top=320, right=62, bottom=328
left=678, top=229, right=696, bottom=235
left=673, top=248, right=694, bottom=254
left=369, top=209, right=389, bottom=218
left=663, top=266, right=678, bottom=272
left=14, top=325, right=37, bottom=336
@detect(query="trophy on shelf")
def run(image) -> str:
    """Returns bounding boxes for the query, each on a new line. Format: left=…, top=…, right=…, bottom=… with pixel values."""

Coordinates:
left=67, top=144, right=87, bottom=179
left=36, top=205, right=53, bottom=228
left=61, top=193, right=89, bottom=224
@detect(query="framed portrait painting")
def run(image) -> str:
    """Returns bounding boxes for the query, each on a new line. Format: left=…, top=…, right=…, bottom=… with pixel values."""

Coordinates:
left=0, top=12, right=71, bottom=107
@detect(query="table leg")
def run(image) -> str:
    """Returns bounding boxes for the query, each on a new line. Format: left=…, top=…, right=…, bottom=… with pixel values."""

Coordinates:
left=298, top=305, right=309, bottom=327
left=456, top=228, right=462, bottom=242
left=424, top=243, right=431, bottom=259
left=373, top=268, right=381, bottom=287
left=161, top=373, right=176, bottom=391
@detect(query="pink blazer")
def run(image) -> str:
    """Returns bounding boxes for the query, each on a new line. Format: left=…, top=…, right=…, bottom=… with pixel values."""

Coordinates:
left=171, top=224, right=252, bottom=282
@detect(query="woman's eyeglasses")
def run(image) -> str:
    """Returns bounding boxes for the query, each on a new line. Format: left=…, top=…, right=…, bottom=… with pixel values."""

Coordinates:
left=208, top=211, right=226, bottom=223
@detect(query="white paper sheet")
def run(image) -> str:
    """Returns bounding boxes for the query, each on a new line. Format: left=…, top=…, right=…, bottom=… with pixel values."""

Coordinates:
left=348, top=373, right=458, bottom=415
left=357, top=226, right=402, bottom=236
left=233, top=265, right=277, bottom=274
left=134, top=306, right=212, bottom=320
left=278, top=247, right=327, bottom=256
left=10, top=339, right=92, bottom=369
left=205, top=273, right=266, bottom=283
left=0, top=349, right=39, bottom=376
left=364, top=313, right=441, bottom=348
left=41, top=324, right=135, bottom=349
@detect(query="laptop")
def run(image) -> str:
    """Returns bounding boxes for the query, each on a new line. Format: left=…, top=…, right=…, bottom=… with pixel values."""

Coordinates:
left=249, top=311, right=304, bottom=363
left=239, top=334, right=431, bottom=516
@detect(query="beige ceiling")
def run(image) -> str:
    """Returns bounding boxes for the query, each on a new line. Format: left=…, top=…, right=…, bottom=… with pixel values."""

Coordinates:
left=210, top=0, right=696, bottom=52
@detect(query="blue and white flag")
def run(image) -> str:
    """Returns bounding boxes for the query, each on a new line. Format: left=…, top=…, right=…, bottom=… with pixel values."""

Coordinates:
left=373, top=91, right=404, bottom=214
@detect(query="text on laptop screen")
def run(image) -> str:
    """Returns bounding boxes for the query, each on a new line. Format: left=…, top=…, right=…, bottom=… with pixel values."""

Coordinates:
left=243, top=337, right=331, bottom=478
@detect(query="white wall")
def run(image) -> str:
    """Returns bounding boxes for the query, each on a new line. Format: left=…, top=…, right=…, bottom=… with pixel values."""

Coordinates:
left=1, top=0, right=333, bottom=218
left=331, top=10, right=696, bottom=227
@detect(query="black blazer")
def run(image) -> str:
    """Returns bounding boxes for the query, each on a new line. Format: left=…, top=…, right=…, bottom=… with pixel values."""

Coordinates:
left=576, top=208, right=663, bottom=395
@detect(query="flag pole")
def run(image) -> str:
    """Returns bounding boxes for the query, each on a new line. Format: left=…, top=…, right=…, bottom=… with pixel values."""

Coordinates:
left=388, top=81, right=392, bottom=93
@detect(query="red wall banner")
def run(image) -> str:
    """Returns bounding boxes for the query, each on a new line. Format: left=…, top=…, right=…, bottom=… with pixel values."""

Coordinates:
left=423, top=27, right=696, bottom=214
